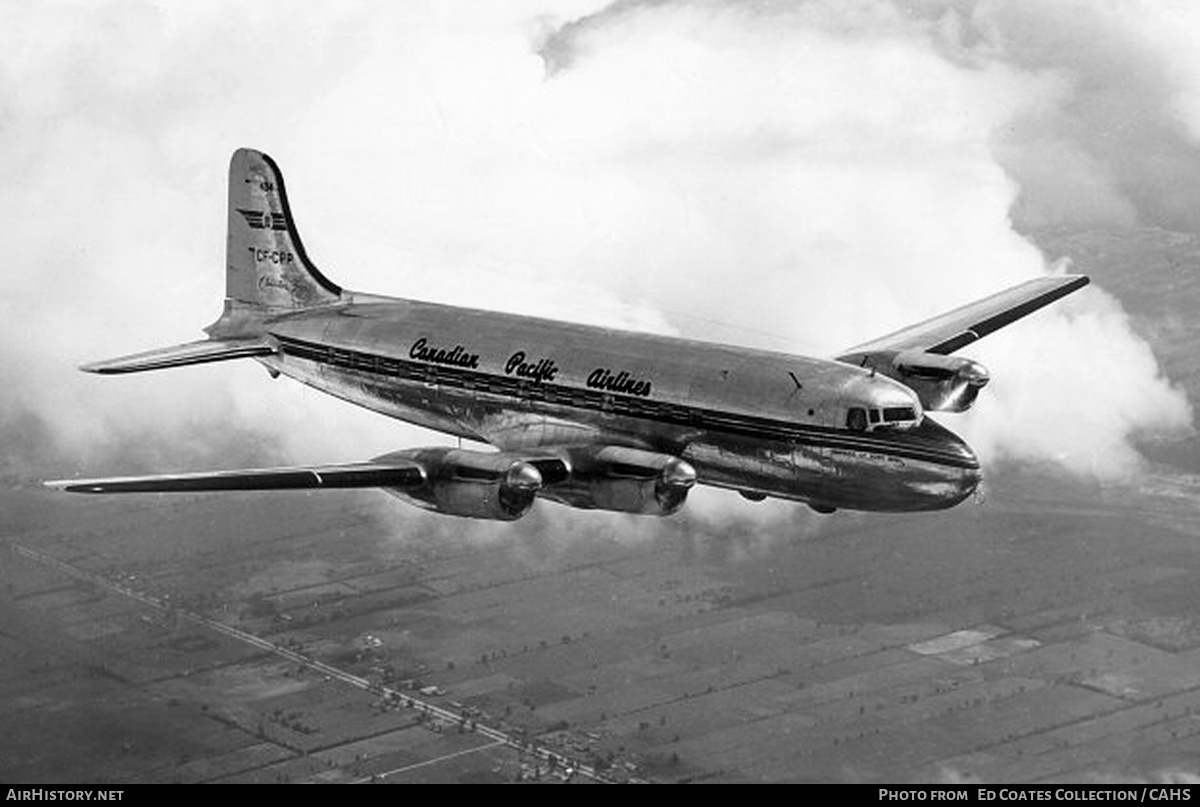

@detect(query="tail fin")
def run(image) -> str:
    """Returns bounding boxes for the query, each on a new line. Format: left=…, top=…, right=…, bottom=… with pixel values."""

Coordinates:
left=210, top=148, right=342, bottom=336
left=83, top=149, right=339, bottom=374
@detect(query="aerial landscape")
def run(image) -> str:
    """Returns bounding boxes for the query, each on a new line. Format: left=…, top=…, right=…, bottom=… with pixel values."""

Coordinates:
left=6, top=435, right=1200, bottom=782
left=4, top=0, right=1200, bottom=784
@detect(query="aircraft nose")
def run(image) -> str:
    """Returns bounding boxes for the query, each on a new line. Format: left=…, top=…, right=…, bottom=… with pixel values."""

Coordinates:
left=943, top=435, right=982, bottom=506
left=902, top=416, right=983, bottom=509
left=960, top=466, right=983, bottom=500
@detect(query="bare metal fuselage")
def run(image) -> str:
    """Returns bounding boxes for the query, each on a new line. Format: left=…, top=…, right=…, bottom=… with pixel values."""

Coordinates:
left=258, top=293, right=981, bottom=513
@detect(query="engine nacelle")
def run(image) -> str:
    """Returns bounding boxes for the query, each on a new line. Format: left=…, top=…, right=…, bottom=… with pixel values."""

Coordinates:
left=377, top=447, right=543, bottom=521
left=541, top=446, right=697, bottom=516
left=889, top=350, right=990, bottom=413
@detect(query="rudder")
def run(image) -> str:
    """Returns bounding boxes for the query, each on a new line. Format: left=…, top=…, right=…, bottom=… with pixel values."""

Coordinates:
left=222, top=148, right=341, bottom=319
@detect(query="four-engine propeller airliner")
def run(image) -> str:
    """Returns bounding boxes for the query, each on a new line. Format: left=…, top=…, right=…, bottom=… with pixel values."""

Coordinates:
left=47, top=149, right=1088, bottom=520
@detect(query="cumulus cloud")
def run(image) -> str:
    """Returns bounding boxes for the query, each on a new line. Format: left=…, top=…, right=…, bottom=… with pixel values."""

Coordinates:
left=959, top=278, right=1191, bottom=477
left=924, top=0, right=1200, bottom=233
left=0, top=0, right=1192, bottom=503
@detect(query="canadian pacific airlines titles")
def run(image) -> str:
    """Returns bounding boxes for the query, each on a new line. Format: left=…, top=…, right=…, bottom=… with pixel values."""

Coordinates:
left=47, top=149, right=1088, bottom=522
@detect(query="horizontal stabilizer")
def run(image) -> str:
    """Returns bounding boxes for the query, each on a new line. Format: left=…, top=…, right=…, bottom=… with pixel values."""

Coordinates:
left=80, top=338, right=276, bottom=375
left=46, top=461, right=426, bottom=494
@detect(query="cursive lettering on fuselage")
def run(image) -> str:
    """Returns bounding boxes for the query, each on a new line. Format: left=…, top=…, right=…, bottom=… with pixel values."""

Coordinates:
left=587, top=367, right=652, bottom=397
left=505, top=351, right=559, bottom=383
left=409, top=337, right=480, bottom=369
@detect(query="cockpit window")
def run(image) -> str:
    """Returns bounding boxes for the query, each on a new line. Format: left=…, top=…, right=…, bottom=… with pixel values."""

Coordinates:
left=846, top=407, right=867, bottom=432
left=883, top=406, right=917, bottom=423
left=850, top=405, right=918, bottom=432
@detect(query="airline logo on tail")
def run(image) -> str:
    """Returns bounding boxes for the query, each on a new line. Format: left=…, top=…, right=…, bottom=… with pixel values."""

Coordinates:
left=236, top=208, right=289, bottom=231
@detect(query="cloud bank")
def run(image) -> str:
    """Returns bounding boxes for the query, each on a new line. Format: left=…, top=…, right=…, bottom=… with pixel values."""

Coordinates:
left=0, top=0, right=1192, bottom=501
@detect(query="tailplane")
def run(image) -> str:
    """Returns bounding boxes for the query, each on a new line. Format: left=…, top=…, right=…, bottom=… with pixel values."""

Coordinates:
left=80, top=338, right=275, bottom=375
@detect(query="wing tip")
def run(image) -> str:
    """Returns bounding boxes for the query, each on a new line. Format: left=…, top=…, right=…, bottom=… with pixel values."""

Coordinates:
left=43, top=479, right=93, bottom=493
left=1058, top=273, right=1090, bottom=290
left=1044, top=272, right=1091, bottom=302
left=78, top=360, right=122, bottom=375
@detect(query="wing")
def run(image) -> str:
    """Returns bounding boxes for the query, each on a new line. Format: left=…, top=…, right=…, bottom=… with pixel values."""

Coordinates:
left=836, top=275, right=1089, bottom=362
left=46, top=448, right=571, bottom=522
left=45, top=460, right=426, bottom=494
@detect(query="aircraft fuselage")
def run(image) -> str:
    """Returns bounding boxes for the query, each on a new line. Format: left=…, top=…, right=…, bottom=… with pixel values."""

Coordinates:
left=259, top=293, right=981, bottom=512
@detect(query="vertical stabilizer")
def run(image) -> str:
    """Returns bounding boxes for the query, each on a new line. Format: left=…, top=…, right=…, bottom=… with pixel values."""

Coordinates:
left=218, top=149, right=341, bottom=329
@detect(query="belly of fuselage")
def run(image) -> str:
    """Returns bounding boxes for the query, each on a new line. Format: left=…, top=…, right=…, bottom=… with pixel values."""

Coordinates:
left=684, top=419, right=980, bottom=513
left=798, top=443, right=981, bottom=512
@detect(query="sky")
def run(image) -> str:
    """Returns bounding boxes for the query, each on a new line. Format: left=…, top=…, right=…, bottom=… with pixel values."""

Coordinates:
left=0, top=0, right=1196, bottom=519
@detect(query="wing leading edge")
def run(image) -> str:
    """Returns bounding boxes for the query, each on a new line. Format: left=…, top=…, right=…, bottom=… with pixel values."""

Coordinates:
left=836, top=274, right=1089, bottom=362
left=45, top=461, right=427, bottom=494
